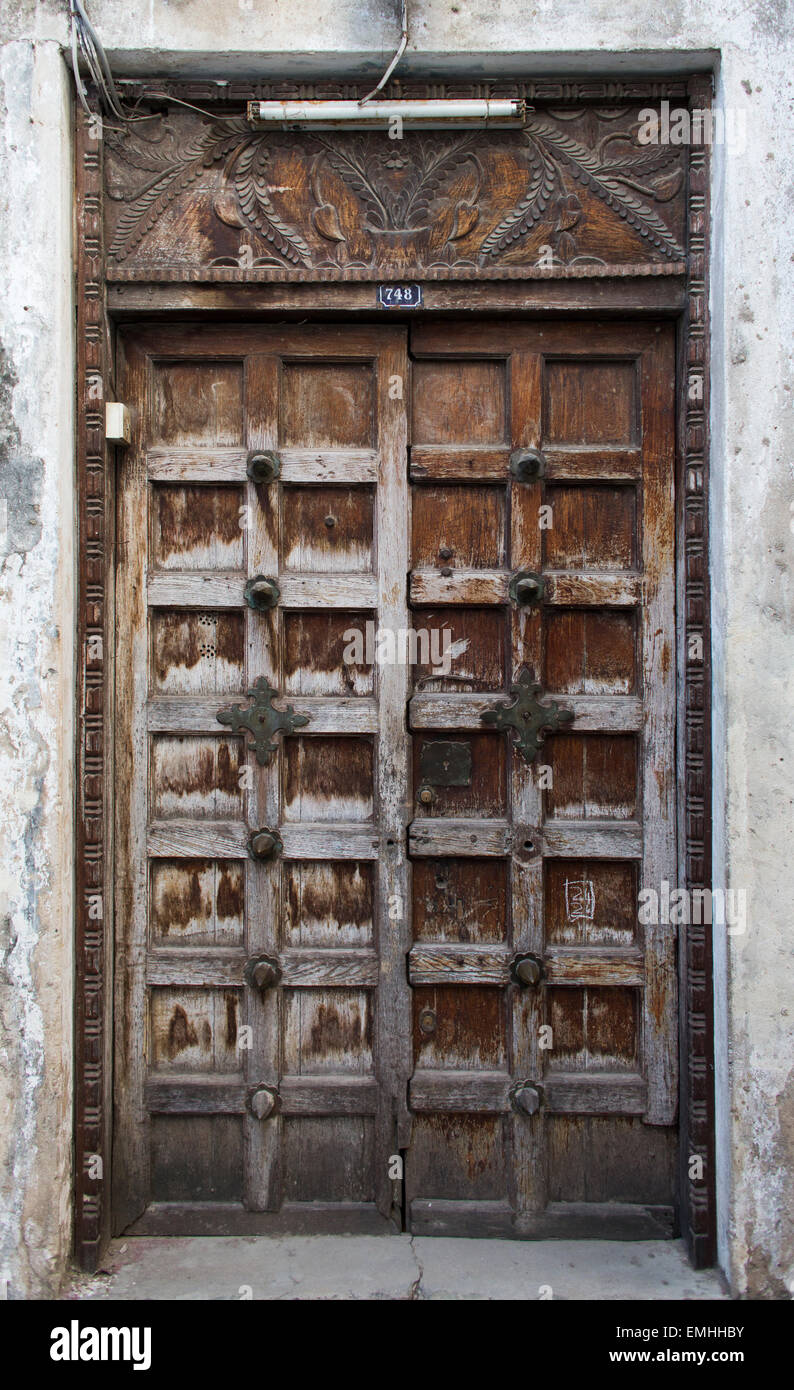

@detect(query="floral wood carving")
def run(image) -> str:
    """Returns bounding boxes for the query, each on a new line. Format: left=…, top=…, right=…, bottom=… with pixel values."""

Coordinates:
left=104, top=105, right=686, bottom=277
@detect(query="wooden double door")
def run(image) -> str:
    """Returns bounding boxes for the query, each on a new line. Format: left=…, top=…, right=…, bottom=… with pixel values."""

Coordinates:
left=113, top=318, right=678, bottom=1237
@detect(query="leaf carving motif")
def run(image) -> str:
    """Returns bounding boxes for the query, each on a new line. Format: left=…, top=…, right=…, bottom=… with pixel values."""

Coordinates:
left=479, top=118, right=685, bottom=262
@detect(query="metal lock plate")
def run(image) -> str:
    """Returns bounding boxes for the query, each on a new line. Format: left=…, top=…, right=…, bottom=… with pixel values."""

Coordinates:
left=419, top=740, right=473, bottom=787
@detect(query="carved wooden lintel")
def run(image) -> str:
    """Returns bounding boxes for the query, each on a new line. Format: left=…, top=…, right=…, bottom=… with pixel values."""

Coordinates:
left=104, top=99, right=688, bottom=280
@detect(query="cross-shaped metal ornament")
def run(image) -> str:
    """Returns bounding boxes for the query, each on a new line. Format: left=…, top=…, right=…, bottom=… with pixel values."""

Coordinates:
left=481, top=666, right=574, bottom=765
left=217, top=676, right=310, bottom=765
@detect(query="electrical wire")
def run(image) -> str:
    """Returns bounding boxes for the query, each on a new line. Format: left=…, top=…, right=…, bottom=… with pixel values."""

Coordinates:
left=358, top=0, right=408, bottom=105
left=70, top=0, right=127, bottom=119
left=68, top=1, right=228, bottom=125
left=68, top=0, right=410, bottom=124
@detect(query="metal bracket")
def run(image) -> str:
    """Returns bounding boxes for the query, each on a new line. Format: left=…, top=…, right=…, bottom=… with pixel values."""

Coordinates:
left=217, top=676, right=310, bottom=766
left=481, top=666, right=574, bottom=765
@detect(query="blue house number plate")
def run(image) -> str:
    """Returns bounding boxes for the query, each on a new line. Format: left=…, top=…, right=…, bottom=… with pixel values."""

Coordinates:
left=377, top=284, right=423, bottom=308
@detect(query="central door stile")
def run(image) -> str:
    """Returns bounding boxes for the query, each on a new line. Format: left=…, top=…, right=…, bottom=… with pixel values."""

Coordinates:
left=374, top=332, right=412, bottom=1220
left=508, top=349, right=547, bottom=1231
left=244, top=353, right=281, bottom=1210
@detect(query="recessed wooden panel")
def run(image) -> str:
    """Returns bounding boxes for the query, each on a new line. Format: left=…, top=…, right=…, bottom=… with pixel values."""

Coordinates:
left=151, top=484, right=244, bottom=571
left=413, top=859, right=507, bottom=943
left=413, top=986, right=506, bottom=1068
left=407, top=1116, right=506, bottom=1199
left=283, top=611, right=375, bottom=696
left=151, top=859, right=244, bottom=945
left=151, top=736, right=243, bottom=819
left=151, top=612, right=244, bottom=695
left=545, top=860, right=637, bottom=946
left=544, top=734, right=637, bottom=820
left=283, top=737, right=374, bottom=821
left=282, top=1119, right=375, bottom=1201
left=546, top=987, right=639, bottom=1072
left=543, top=360, right=637, bottom=446
left=412, top=359, right=507, bottom=444
left=413, top=732, right=506, bottom=817
left=543, top=486, right=636, bottom=570
left=150, top=987, right=242, bottom=1072
left=412, top=486, right=506, bottom=568
left=282, top=486, right=374, bottom=573
left=152, top=362, right=243, bottom=445
left=280, top=362, right=375, bottom=447
left=545, top=611, right=636, bottom=695
left=284, top=862, right=374, bottom=946
left=150, top=1117, right=244, bottom=1202
left=412, top=608, right=505, bottom=692
left=546, top=1117, right=676, bottom=1203
left=283, top=989, right=373, bottom=1074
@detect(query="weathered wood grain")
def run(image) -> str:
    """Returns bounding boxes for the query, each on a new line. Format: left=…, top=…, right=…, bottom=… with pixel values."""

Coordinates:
left=543, top=1073, right=647, bottom=1115
left=410, top=568, right=507, bottom=606
left=409, top=1070, right=512, bottom=1113
left=542, top=821, right=644, bottom=858
left=543, top=572, right=641, bottom=607
left=409, top=818, right=512, bottom=857
left=148, top=696, right=379, bottom=735
left=278, top=1076, right=379, bottom=1115
left=409, top=692, right=642, bottom=732
left=543, top=448, right=642, bottom=482
left=408, top=945, right=509, bottom=986
left=410, top=446, right=511, bottom=482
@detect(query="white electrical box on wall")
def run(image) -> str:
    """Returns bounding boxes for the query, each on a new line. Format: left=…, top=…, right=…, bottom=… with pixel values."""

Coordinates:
left=105, top=402, right=131, bottom=445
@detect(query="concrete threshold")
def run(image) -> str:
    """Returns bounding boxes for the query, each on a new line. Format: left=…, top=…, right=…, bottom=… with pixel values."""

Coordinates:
left=63, top=1236, right=728, bottom=1301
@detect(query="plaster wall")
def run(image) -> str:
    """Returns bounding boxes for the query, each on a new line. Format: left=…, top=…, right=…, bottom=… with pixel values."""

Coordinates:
left=0, top=30, right=75, bottom=1298
left=0, top=0, right=791, bottom=1298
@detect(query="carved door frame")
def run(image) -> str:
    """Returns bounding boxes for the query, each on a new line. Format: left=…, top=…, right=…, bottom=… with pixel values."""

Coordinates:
left=73, top=74, right=715, bottom=1268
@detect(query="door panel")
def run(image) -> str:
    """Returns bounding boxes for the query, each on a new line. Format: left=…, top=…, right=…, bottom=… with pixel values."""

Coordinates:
left=406, top=321, right=676, bottom=1238
left=114, top=325, right=410, bottom=1234
left=113, top=317, right=677, bottom=1239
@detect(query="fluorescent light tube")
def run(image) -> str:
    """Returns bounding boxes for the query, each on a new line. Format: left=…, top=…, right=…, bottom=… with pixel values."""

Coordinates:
left=246, top=98, right=526, bottom=130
